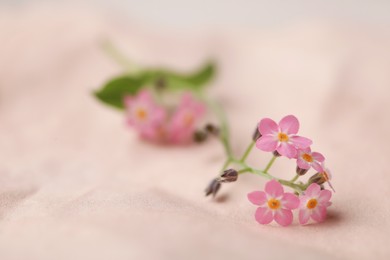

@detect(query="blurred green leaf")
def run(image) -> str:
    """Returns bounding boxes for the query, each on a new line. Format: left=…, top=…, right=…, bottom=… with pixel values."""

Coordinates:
left=94, top=75, right=146, bottom=109
left=94, top=62, right=216, bottom=109
left=158, top=62, right=215, bottom=90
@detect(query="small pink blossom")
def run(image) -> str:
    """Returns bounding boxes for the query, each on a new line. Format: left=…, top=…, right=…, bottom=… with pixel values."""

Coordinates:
left=296, top=147, right=325, bottom=172
left=256, top=115, right=312, bottom=158
left=124, top=90, right=167, bottom=141
left=299, top=183, right=332, bottom=225
left=247, top=179, right=299, bottom=226
left=168, top=92, right=205, bottom=144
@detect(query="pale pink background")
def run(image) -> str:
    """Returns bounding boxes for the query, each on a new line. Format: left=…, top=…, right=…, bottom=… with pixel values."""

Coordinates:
left=1, top=5, right=390, bottom=260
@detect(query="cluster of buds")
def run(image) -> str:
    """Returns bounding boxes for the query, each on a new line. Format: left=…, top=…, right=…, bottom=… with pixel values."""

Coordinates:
left=205, top=169, right=238, bottom=197
left=193, top=123, right=220, bottom=143
left=206, top=115, right=335, bottom=226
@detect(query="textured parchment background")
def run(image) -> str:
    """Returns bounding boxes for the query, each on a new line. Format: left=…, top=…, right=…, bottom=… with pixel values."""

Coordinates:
left=1, top=5, right=390, bottom=260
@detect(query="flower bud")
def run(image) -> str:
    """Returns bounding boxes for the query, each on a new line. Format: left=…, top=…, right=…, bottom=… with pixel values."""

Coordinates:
left=252, top=127, right=262, bottom=141
left=205, top=178, right=221, bottom=197
left=296, top=166, right=308, bottom=176
left=205, top=123, right=220, bottom=136
left=219, top=169, right=238, bottom=183
left=155, top=77, right=166, bottom=90
left=193, top=130, right=208, bottom=143
left=309, top=170, right=335, bottom=192
left=308, top=172, right=324, bottom=185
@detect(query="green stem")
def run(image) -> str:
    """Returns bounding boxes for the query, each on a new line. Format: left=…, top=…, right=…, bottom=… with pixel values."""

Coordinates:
left=237, top=167, right=252, bottom=174
left=278, top=179, right=304, bottom=194
left=239, top=141, right=255, bottom=162
left=220, top=158, right=233, bottom=172
left=203, top=97, right=233, bottom=158
left=100, top=40, right=141, bottom=73
left=234, top=160, right=305, bottom=193
left=290, top=174, right=299, bottom=183
left=263, top=155, right=277, bottom=173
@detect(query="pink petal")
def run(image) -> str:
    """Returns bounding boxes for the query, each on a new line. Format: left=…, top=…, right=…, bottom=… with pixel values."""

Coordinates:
left=318, top=190, right=332, bottom=205
left=299, top=147, right=311, bottom=154
left=256, top=136, right=278, bottom=152
left=138, top=90, right=153, bottom=102
left=290, top=136, right=312, bottom=149
left=281, top=193, right=300, bottom=209
left=299, top=209, right=311, bottom=225
left=274, top=209, right=293, bottom=226
left=312, top=152, right=325, bottom=162
left=152, top=107, right=167, bottom=123
left=180, top=92, right=193, bottom=105
left=247, top=191, right=267, bottom=206
left=258, top=118, right=278, bottom=135
left=265, top=180, right=284, bottom=198
left=277, top=143, right=297, bottom=159
left=279, top=115, right=299, bottom=135
left=312, top=162, right=324, bottom=172
left=124, top=96, right=134, bottom=108
left=297, top=158, right=310, bottom=170
left=305, top=183, right=321, bottom=197
left=255, top=207, right=274, bottom=225
left=311, top=206, right=327, bottom=222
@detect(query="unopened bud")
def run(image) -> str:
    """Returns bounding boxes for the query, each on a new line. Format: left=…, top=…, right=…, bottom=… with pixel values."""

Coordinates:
left=155, top=77, right=166, bottom=90
left=308, top=172, right=324, bottom=185
left=296, top=166, right=309, bottom=176
left=309, top=170, right=335, bottom=192
left=193, top=130, right=208, bottom=143
left=252, top=127, right=262, bottom=141
left=219, top=169, right=238, bottom=183
left=205, top=178, right=221, bottom=197
left=205, top=123, right=220, bottom=136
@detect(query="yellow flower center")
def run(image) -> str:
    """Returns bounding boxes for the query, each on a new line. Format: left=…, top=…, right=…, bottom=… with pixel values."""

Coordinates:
left=278, top=132, right=289, bottom=142
left=302, top=153, right=313, bottom=163
left=306, top=198, right=318, bottom=209
left=136, top=108, right=148, bottom=120
left=267, top=198, right=281, bottom=210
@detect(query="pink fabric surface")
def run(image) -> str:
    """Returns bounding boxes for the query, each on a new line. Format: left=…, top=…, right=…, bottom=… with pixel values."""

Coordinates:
left=1, top=6, right=390, bottom=260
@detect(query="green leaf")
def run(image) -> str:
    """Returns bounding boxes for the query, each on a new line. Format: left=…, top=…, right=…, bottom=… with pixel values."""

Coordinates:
left=181, top=62, right=215, bottom=87
left=94, top=75, right=146, bottom=109
left=159, top=62, right=216, bottom=90
left=93, top=62, right=216, bottom=109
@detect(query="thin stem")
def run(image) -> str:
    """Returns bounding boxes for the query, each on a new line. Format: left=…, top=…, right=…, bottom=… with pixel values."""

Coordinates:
left=235, top=161, right=305, bottom=194
left=290, top=174, right=299, bottom=183
left=278, top=179, right=304, bottom=194
left=263, top=155, right=277, bottom=173
left=100, top=40, right=141, bottom=73
left=236, top=161, right=275, bottom=179
left=237, top=168, right=252, bottom=174
left=203, top=97, right=233, bottom=158
left=220, top=158, right=233, bottom=172
left=239, top=141, right=255, bottom=162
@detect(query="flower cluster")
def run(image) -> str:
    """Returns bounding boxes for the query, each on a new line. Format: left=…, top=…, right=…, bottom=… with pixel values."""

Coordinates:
left=249, top=115, right=334, bottom=226
left=206, top=114, right=335, bottom=226
left=124, top=90, right=206, bottom=144
left=248, top=180, right=331, bottom=226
